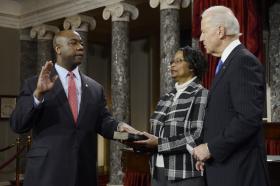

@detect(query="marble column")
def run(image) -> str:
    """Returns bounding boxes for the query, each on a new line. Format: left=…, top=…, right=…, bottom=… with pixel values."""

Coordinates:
left=30, top=24, right=59, bottom=73
left=150, top=0, right=191, bottom=95
left=20, top=28, right=37, bottom=84
left=190, top=1, right=200, bottom=50
left=103, top=2, right=138, bottom=185
left=63, top=15, right=96, bottom=74
left=269, top=3, right=280, bottom=122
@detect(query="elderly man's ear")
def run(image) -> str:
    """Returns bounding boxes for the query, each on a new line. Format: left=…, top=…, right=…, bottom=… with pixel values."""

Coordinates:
left=218, top=26, right=226, bottom=39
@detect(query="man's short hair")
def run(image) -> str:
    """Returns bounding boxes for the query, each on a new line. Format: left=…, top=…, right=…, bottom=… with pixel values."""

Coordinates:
left=202, top=6, right=241, bottom=36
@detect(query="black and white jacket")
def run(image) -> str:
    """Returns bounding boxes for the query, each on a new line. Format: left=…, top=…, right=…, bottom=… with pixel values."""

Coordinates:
left=150, top=78, right=208, bottom=180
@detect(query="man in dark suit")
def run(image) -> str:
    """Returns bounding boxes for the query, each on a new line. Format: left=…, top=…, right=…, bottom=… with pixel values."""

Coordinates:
left=10, top=30, right=138, bottom=186
left=192, top=6, right=270, bottom=186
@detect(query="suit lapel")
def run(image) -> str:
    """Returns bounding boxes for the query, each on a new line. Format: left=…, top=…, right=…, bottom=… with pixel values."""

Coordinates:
left=45, top=68, right=74, bottom=125
left=176, top=78, right=200, bottom=120
left=208, top=44, right=244, bottom=97
left=76, top=73, right=90, bottom=125
left=179, top=78, right=201, bottom=97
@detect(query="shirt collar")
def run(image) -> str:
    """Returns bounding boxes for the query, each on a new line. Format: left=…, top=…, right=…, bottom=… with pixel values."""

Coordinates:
left=221, top=39, right=241, bottom=63
left=55, top=63, right=80, bottom=80
left=175, top=76, right=197, bottom=91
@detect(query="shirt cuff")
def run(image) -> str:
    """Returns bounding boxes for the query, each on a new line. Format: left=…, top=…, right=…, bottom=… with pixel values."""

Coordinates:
left=186, top=144, right=194, bottom=154
left=33, top=96, right=44, bottom=107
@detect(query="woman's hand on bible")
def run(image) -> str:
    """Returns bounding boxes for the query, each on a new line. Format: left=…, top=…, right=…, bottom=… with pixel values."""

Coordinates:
left=134, top=132, right=158, bottom=149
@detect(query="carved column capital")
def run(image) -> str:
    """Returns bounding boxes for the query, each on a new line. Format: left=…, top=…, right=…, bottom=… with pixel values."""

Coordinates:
left=30, top=24, right=59, bottom=40
left=63, top=14, right=96, bottom=32
left=149, top=0, right=192, bottom=10
left=102, top=2, right=139, bottom=22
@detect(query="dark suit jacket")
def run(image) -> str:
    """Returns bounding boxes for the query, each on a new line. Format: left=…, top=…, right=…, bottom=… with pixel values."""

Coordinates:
left=10, top=69, right=118, bottom=186
left=204, top=45, right=270, bottom=186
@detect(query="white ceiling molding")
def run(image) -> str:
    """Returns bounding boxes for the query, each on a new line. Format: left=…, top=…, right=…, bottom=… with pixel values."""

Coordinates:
left=0, top=13, right=20, bottom=29
left=0, top=0, right=122, bottom=29
left=0, top=0, right=21, bottom=28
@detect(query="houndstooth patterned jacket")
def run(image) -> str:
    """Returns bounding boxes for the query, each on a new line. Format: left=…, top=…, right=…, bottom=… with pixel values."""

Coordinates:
left=150, top=78, right=208, bottom=180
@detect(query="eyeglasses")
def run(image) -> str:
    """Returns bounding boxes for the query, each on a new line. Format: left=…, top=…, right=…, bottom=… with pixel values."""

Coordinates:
left=170, top=58, right=185, bottom=65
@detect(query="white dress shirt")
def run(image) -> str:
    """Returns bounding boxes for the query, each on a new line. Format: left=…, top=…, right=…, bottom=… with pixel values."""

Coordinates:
left=220, top=39, right=241, bottom=64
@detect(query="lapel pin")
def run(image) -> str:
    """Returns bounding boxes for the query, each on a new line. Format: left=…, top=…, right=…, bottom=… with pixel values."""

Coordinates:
left=85, top=84, right=88, bottom=87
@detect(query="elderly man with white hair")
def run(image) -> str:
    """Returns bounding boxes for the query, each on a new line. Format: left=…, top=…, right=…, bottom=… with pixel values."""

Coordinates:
left=192, top=5, right=270, bottom=186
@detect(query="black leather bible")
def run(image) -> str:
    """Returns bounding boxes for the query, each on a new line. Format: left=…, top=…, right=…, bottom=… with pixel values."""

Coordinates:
left=113, top=132, right=148, bottom=142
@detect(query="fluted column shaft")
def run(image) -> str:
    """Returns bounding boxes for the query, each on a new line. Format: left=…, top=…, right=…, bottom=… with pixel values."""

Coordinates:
left=111, top=21, right=130, bottom=124
left=160, top=9, right=180, bottom=94
left=269, top=3, right=280, bottom=122
left=103, top=2, right=138, bottom=185
left=110, top=20, right=129, bottom=185
left=150, top=0, right=191, bottom=95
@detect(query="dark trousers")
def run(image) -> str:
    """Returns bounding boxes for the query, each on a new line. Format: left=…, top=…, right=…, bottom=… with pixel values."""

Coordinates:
left=151, top=167, right=205, bottom=186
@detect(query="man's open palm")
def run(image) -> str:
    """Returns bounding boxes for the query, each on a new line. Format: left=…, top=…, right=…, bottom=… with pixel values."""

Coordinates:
left=34, top=61, right=58, bottom=100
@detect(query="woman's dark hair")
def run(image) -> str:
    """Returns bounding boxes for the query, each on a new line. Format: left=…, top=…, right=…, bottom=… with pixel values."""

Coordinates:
left=178, top=45, right=208, bottom=80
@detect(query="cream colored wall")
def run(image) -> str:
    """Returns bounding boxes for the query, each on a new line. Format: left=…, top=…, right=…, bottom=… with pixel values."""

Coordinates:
left=130, top=39, right=150, bottom=132
left=0, top=26, right=21, bottom=182
left=88, top=43, right=110, bottom=169
left=0, top=27, right=20, bottom=94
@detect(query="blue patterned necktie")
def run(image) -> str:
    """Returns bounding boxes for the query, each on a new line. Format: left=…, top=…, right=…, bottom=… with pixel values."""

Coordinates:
left=215, top=59, right=223, bottom=75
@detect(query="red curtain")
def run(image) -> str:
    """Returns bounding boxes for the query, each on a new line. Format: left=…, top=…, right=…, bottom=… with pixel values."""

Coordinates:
left=266, top=139, right=280, bottom=155
left=123, top=170, right=151, bottom=186
left=192, top=0, right=264, bottom=88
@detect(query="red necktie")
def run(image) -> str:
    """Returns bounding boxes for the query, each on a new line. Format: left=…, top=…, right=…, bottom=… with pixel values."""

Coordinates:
left=68, top=72, right=78, bottom=124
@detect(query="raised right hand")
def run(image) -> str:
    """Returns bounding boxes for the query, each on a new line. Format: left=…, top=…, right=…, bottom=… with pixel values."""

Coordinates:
left=33, top=61, right=58, bottom=101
